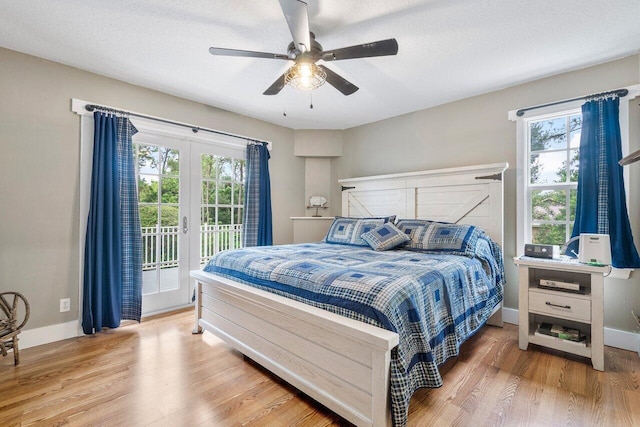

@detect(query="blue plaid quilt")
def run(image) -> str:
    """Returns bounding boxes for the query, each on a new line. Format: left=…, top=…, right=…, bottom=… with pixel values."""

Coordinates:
left=204, top=239, right=504, bottom=427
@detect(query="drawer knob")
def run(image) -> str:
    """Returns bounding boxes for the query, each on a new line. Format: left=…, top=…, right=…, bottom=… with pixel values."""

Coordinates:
left=546, top=301, right=571, bottom=309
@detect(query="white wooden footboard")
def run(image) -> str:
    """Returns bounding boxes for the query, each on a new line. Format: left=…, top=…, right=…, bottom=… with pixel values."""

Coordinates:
left=191, top=270, right=399, bottom=427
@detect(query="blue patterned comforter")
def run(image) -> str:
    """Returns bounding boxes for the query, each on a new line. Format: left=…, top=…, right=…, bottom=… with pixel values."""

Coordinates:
left=203, top=240, right=504, bottom=427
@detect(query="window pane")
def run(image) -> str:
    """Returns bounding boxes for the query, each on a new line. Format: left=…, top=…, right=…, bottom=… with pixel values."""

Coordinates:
left=233, top=159, right=245, bottom=182
left=138, top=175, right=158, bottom=203
left=160, top=177, right=179, bottom=203
left=138, top=144, right=159, bottom=174
left=160, top=206, right=179, bottom=227
left=201, top=154, right=217, bottom=179
left=530, top=151, right=567, bottom=184
left=218, top=207, right=232, bottom=225
left=531, top=189, right=567, bottom=221
left=569, top=115, right=582, bottom=148
left=218, top=182, right=232, bottom=205
left=201, top=180, right=216, bottom=205
left=139, top=205, right=158, bottom=228
left=530, top=117, right=567, bottom=151
left=569, top=149, right=579, bottom=182
left=233, top=183, right=243, bottom=206
left=201, top=207, right=216, bottom=225
left=235, top=208, right=243, bottom=225
left=570, top=189, right=577, bottom=221
left=219, top=158, right=233, bottom=180
left=532, top=224, right=567, bottom=245
left=159, top=148, right=179, bottom=175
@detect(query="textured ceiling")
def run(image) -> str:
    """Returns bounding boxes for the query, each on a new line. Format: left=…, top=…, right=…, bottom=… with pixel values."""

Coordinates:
left=1, top=0, right=639, bottom=129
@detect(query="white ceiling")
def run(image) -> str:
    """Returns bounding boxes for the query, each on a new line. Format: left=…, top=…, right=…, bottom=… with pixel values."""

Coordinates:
left=1, top=1, right=639, bottom=130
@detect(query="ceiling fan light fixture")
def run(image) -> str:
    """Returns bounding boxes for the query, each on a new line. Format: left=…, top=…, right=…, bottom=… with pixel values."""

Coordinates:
left=285, top=61, right=326, bottom=91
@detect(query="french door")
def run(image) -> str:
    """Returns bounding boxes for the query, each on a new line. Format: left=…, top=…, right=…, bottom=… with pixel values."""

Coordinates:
left=133, top=135, right=245, bottom=315
left=190, top=142, right=245, bottom=271
left=135, top=134, right=191, bottom=314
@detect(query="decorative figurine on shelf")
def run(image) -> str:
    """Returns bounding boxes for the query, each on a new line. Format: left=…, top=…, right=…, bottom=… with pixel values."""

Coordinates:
left=307, top=196, right=328, bottom=217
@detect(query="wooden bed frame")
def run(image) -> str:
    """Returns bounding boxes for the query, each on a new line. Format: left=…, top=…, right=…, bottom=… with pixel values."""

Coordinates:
left=191, top=162, right=508, bottom=427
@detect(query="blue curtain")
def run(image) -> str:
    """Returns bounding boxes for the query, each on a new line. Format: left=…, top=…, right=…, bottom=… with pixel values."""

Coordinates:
left=243, top=142, right=273, bottom=247
left=570, top=97, right=640, bottom=268
left=116, top=117, right=143, bottom=321
left=83, top=112, right=142, bottom=334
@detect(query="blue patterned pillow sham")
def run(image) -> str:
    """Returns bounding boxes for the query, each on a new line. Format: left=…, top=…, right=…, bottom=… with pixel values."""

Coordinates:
left=325, top=216, right=396, bottom=246
left=395, top=219, right=482, bottom=257
left=361, top=222, right=410, bottom=251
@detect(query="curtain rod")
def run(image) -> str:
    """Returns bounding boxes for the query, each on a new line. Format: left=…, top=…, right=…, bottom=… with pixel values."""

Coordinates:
left=515, top=88, right=629, bottom=117
left=84, top=104, right=268, bottom=145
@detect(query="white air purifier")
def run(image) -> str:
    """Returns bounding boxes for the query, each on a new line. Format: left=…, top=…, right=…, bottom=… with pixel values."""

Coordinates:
left=578, top=234, right=611, bottom=265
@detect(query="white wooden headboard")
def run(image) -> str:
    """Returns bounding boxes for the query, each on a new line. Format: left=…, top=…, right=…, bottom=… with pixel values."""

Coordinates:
left=339, top=163, right=509, bottom=248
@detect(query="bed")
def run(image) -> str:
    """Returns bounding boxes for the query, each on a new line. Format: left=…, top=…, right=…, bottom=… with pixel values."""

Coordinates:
left=190, top=162, right=508, bottom=427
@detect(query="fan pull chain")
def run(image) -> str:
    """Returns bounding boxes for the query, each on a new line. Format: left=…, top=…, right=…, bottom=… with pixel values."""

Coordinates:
left=310, top=93, right=314, bottom=109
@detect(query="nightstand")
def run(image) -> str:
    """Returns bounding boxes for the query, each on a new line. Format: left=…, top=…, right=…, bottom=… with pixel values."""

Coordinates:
left=514, top=256, right=609, bottom=371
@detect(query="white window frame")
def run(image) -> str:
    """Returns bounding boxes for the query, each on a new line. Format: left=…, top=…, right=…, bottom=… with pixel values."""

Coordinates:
left=509, top=85, right=640, bottom=262
left=522, top=107, right=582, bottom=246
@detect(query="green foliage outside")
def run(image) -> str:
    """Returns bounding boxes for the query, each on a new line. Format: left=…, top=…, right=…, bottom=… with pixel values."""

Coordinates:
left=137, top=145, right=180, bottom=227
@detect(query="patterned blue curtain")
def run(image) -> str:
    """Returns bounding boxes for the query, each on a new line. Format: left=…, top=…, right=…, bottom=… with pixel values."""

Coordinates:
left=570, top=97, right=640, bottom=268
left=243, top=142, right=273, bottom=247
left=116, top=117, right=143, bottom=321
left=83, top=112, right=142, bottom=334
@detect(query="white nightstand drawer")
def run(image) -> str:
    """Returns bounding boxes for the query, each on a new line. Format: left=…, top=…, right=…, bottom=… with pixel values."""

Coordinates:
left=529, top=288, right=591, bottom=323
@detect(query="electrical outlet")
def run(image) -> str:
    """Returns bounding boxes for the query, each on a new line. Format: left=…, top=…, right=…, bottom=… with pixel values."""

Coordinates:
left=60, top=298, right=70, bottom=312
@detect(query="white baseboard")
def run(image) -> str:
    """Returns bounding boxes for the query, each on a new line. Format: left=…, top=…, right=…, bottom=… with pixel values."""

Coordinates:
left=19, top=320, right=81, bottom=350
left=604, top=326, right=640, bottom=354
left=501, top=307, right=640, bottom=353
left=502, top=307, right=519, bottom=325
left=17, top=304, right=193, bottom=351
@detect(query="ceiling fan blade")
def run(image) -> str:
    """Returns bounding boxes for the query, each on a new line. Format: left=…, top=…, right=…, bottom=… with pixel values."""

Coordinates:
left=321, top=38, right=398, bottom=61
left=209, top=47, right=289, bottom=60
left=263, top=73, right=286, bottom=95
left=278, top=0, right=311, bottom=53
left=318, top=65, right=359, bottom=96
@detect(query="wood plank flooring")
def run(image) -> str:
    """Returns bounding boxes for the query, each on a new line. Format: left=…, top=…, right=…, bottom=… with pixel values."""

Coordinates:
left=1, top=308, right=638, bottom=426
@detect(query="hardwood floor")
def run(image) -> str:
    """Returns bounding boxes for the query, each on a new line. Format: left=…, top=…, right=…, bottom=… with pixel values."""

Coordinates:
left=1, top=308, right=638, bottom=426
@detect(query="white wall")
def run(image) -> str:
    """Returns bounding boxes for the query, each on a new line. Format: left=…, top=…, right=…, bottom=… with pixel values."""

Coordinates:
left=335, top=54, right=640, bottom=333
left=0, top=47, right=305, bottom=333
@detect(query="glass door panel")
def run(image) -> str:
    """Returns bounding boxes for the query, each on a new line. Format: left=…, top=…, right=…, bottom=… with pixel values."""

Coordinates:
left=135, top=135, right=190, bottom=314
left=191, top=144, right=245, bottom=270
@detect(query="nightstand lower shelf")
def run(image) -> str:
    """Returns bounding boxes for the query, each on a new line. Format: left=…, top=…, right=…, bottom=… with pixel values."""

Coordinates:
left=528, top=333, right=592, bottom=358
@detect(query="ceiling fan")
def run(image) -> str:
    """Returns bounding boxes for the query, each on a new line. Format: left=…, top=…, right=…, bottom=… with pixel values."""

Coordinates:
left=208, top=0, right=399, bottom=96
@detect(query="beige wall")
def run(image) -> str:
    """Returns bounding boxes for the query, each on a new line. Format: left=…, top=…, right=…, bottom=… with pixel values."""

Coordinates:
left=2, top=45, right=639, bottom=338
left=0, top=47, right=305, bottom=330
left=336, top=55, right=640, bottom=333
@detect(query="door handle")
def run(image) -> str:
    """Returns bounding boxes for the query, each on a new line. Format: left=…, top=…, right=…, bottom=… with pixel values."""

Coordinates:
left=183, top=216, right=188, bottom=234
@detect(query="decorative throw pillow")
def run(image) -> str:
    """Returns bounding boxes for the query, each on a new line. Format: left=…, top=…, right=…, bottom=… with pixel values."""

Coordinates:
left=325, top=216, right=396, bottom=246
left=361, top=223, right=410, bottom=251
left=396, top=219, right=482, bottom=256
left=395, top=219, right=434, bottom=241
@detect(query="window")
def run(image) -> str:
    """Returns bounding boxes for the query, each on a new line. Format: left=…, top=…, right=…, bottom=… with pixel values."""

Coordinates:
left=526, top=110, right=581, bottom=245
left=511, top=87, right=638, bottom=276
left=200, top=154, right=245, bottom=265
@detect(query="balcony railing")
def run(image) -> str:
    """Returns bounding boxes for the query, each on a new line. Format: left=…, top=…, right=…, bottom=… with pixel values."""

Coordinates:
left=141, top=224, right=243, bottom=271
